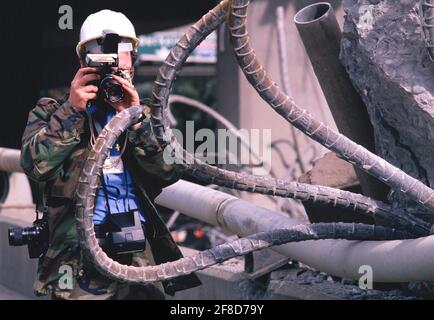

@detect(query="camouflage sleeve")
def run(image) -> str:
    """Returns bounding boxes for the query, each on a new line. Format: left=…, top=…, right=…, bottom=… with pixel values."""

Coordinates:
left=21, top=97, right=87, bottom=181
left=127, top=106, right=181, bottom=187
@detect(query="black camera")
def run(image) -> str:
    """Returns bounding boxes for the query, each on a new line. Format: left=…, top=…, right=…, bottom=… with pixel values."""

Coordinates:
left=109, top=210, right=146, bottom=255
left=8, top=218, right=49, bottom=259
left=94, top=210, right=146, bottom=255
left=85, top=33, right=127, bottom=103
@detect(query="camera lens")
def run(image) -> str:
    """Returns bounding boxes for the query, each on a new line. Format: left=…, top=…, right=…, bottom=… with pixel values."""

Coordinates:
left=8, top=220, right=48, bottom=259
left=8, top=226, right=39, bottom=246
left=8, top=227, right=24, bottom=246
left=100, top=76, right=124, bottom=103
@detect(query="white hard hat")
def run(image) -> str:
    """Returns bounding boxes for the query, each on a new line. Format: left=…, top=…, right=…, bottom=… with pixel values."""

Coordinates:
left=76, top=9, right=139, bottom=57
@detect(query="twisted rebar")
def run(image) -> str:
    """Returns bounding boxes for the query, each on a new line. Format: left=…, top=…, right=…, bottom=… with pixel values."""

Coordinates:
left=147, top=0, right=430, bottom=234
left=74, top=0, right=434, bottom=284
left=150, top=0, right=229, bottom=147
left=177, top=147, right=431, bottom=236
left=75, top=106, right=414, bottom=283
left=228, top=0, right=434, bottom=211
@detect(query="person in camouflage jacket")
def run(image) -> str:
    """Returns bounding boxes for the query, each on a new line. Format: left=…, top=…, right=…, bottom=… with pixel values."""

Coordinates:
left=20, top=10, right=201, bottom=300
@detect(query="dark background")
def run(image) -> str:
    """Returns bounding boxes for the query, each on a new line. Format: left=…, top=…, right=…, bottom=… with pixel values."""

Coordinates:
left=1, top=0, right=217, bottom=148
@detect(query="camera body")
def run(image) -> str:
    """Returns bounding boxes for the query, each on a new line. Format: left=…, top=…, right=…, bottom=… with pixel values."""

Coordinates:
left=85, top=32, right=128, bottom=103
left=8, top=218, right=49, bottom=259
left=109, top=210, right=146, bottom=255
left=85, top=53, right=126, bottom=103
left=95, top=210, right=146, bottom=255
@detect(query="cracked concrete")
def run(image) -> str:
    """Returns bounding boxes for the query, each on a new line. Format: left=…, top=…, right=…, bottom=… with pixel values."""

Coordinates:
left=341, top=0, right=434, bottom=216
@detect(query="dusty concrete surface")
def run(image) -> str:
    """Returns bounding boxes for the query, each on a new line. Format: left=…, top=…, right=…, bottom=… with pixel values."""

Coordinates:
left=0, top=285, right=29, bottom=300
left=298, top=153, right=374, bottom=224
left=341, top=0, right=434, bottom=219
left=166, top=249, right=262, bottom=300
left=265, top=266, right=418, bottom=300
left=169, top=248, right=419, bottom=300
left=299, top=152, right=359, bottom=189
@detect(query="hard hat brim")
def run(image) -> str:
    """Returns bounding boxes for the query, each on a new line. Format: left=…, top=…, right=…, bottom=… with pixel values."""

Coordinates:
left=76, top=35, right=139, bottom=57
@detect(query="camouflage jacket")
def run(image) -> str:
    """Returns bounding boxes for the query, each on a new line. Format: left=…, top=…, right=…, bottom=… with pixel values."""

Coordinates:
left=20, top=96, right=201, bottom=298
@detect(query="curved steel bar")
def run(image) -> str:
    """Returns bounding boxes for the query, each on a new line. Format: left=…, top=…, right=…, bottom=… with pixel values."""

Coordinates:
left=228, top=0, right=434, bottom=212
left=150, top=0, right=229, bottom=147
left=75, top=106, right=414, bottom=283
left=174, top=143, right=431, bottom=236
left=146, top=0, right=430, bottom=234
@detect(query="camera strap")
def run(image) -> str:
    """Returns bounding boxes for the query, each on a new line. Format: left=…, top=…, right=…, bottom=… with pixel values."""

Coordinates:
left=90, top=106, right=132, bottom=217
left=99, top=167, right=132, bottom=217
left=99, top=173, right=112, bottom=216
left=34, top=181, right=48, bottom=220
left=88, top=109, right=128, bottom=173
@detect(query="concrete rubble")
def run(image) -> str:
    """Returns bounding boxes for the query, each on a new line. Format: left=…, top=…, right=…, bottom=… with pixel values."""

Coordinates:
left=341, top=0, right=434, bottom=222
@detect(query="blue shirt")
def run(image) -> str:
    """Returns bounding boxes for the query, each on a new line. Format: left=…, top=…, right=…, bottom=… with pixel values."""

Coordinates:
left=86, top=103, right=146, bottom=225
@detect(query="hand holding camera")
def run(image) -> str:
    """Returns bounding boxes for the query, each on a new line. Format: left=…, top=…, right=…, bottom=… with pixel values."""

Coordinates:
left=68, top=32, right=140, bottom=113
left=106, top=72, right=140, bottom=112
left=68, top=67, right=100, bottom=111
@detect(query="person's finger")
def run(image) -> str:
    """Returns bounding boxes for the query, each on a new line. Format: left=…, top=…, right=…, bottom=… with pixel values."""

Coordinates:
left=78, top=73, right=100, bottom=86
left=77, top=67, right=98, bottom=76
left=111, top=74, right=134, bottom=88
left=84, top=92, right=98, bottom=101
left=123, top=87, right=140, bottom=106
left=116, top=77, right=138, bottom=97
left=122, top=84, right=137, bottom=96
left=111, top=75, right=139, bottom=99
left=83, top=85, right=98, bottom=93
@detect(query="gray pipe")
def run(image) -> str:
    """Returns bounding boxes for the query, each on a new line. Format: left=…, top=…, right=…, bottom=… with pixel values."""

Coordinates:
left=294, top=2, right=389, bottom=201
left=0, top=148, right=23, bottom=173
left=2, top=146, right=432, bottom=282
left=156, top=180, right=434, bottom=282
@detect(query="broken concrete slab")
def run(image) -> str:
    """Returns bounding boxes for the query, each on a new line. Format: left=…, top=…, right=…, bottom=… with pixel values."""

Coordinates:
left=299, top=152, right=359, bottom=190
left=298, top=152, right=374, bottom=224
left=341, top=0, right=434, bottom=220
